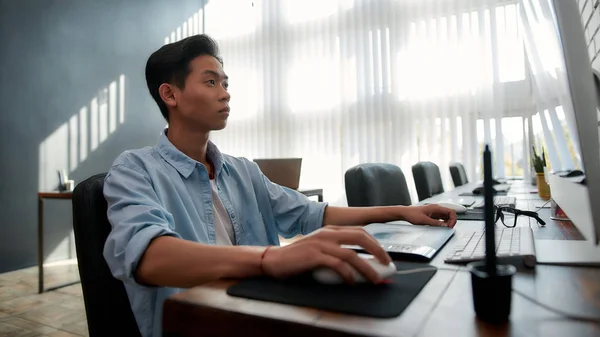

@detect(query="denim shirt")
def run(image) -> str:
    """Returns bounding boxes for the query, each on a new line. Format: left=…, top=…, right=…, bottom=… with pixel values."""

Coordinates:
left=102, top=130, right=327, bottom=337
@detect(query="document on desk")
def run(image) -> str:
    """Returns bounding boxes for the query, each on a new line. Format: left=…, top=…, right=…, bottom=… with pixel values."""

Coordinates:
left=344, top=222, right=455, bottom=262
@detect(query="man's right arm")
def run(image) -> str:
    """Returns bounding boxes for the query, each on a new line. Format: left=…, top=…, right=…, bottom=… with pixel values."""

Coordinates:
left=103, top=163, right=268, bottom=288
left=103, top=162, right=392, bottom=288
left=135, top=236, right=266, bottom=287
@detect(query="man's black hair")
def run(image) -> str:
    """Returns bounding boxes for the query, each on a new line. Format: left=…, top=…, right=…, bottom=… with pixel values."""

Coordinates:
left=145, top=34, right=222, bottom=121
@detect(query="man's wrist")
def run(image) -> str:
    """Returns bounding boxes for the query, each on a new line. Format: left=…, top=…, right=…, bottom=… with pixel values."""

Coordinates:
left=260, top=246, right=274, bottom=275
left=394, top=205, right=411, bottom=221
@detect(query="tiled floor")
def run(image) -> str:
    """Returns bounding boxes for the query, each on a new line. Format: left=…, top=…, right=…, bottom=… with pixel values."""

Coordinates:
left=0, top=237, right=302, bottom=337
left=0, top=262, right=88, bottom=336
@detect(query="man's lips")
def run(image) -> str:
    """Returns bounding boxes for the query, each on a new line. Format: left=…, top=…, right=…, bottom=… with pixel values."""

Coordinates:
left=219, top=106, right=230, bottom=113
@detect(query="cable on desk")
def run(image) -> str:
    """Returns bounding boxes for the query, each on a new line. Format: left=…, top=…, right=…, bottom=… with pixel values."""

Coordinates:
left=512, top=287, right=600, bottom=323
left=431, top=267, right=600, bottom=323
left=395, top=267, right=438, bottom=275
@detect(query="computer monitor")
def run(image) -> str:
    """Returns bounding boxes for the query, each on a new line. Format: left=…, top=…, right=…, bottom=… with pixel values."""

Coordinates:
left=253, top=158, right=303, bottom=190
left=522, top=0, right=600, bottom=264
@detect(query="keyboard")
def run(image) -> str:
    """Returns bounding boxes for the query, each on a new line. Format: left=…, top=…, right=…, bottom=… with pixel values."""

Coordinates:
left=444, top=227, right=536, bottom=268
left=472, top=196, right=516, bottom=209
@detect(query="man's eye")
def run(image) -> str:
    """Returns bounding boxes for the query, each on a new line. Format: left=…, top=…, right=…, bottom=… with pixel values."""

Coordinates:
left=223, top=83, right=229, bottom=90
left=207, top=80, right=216, bottom=85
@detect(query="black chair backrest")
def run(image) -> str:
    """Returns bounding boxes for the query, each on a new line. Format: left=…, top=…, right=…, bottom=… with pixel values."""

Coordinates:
left=72, top=173, right=141, bottom=337
left=345, top=163, right=412, bottom=207
left=449, top=162, right=469, bottom=187
left=412, top=161, right=445, bottom=201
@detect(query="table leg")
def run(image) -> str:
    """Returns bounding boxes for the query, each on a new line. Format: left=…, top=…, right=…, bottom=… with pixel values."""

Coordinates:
left=38, top=197, right=44, bottom=294
left=318, top=193, right=323, bottom=202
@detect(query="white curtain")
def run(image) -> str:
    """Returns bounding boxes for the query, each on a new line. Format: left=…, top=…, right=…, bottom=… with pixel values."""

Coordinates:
left=194, top=0, right=532, bottom=205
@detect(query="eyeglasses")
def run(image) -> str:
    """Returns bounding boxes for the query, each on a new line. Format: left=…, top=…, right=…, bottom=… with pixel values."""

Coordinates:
left=494, top=206, right=546, bottom=228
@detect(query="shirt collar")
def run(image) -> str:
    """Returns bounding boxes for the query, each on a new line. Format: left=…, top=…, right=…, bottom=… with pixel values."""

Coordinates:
left=155, top=129, right=226, bottom=179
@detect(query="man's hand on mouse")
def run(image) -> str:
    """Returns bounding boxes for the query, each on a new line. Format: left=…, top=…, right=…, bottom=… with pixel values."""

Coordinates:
left=261, top=225, right=391, bottom=285
left=401, top=204, right=457, bottom=228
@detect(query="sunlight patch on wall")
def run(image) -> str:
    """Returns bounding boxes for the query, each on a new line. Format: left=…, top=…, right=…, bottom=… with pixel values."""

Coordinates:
left=79, top=107, right=88, bottom=162
left=38, top=75, right=127, bottom=191
left=69, top=114, right=78, bottom=172
left=119, top=74, right=126, bottom=124
left=38, top=124, right=69, bottom=192
left=99, top=89, right=108, bottom=145
left=90, top=97, right=99, bottom=152
left=164, top=8, right=204, bottom=44
left=109, top=80, right=117, bottom=134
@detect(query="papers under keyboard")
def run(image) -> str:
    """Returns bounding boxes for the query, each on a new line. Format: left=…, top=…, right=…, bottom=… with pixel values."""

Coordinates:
left=472, top=196, right=517, bottom=209
left=444, top=227, right=536, bottom=268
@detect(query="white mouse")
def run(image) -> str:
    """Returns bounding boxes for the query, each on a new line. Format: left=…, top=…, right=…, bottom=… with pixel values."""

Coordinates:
left=312, top=253, right=397, bottom=285
left=435, top=202, right=468, bottom=214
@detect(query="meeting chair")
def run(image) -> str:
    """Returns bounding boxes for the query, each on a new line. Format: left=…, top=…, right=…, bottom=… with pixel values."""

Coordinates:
left=344, top=163, right=412, bottom=207
left=412, top=161, right=445, bottom=201
left=72, top=173, right=142, bottom=337
left=449, top=162, right=469, bottom=187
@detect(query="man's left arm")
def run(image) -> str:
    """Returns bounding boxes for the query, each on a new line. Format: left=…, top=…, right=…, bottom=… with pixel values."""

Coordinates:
left=252, top=160, right=456, bottom=235
left=323, top=204, right=457, bottom=228
left=255, top=167, right=326, bottom=237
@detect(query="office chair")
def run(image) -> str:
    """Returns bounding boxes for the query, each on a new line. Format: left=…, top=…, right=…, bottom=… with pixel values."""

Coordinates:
left=72, top=173, right=141, bottom=337
left=449, top=162, right=469, bottom=187
left=345, top=163, right=412, bottom=207
left=412, top=161, right=445, bottom=201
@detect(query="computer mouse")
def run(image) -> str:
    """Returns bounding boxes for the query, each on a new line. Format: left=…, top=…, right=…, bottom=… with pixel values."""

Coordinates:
left=312, top=254, right=397, bottom=285
left=435, top=202, right=468, bottom=214
left=563, top=169, right=584, bottom=177
left=472, top=186, right=498, bottom=195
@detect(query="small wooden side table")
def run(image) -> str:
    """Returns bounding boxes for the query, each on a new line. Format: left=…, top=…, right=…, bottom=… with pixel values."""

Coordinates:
left=38, top=191, right=79, bottom=293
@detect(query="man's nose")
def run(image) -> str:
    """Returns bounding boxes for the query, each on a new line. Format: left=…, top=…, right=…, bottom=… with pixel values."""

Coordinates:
left=220, top=88, right=230, bottom=102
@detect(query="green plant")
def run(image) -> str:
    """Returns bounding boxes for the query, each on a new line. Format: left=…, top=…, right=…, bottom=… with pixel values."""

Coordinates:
left=531, top=146, right=547, bottom=173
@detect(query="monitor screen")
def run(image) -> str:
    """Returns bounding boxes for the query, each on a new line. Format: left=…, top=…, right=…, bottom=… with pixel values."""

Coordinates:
left=521, top=0, right=600, bottom=243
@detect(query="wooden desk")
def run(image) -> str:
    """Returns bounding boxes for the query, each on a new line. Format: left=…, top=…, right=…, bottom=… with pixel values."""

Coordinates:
left=38, top=191, right=80, bottom=293
left=162, top=181, right=600, bottom=337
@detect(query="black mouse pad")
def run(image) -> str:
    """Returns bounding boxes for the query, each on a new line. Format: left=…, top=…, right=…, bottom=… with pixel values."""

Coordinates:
left=226, top=262, right=437, bottom=318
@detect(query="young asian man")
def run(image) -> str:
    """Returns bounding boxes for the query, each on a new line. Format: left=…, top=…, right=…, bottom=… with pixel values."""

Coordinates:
left=103, top=34, right=457, bottom=337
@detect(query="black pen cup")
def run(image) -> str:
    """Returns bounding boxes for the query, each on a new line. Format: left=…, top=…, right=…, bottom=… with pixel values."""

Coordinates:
left=467, top=261, right=516, bottom=324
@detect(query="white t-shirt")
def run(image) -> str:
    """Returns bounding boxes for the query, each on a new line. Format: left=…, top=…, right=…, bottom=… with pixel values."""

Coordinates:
left=210, top=179, right=236, bottom=245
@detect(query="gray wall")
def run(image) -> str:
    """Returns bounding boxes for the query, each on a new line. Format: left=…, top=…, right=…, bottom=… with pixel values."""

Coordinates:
left=0, top=0, right=205, bottom=273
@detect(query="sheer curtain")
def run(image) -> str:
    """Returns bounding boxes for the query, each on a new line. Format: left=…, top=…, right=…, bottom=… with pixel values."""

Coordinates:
left=200, top=0, right=530, bottom=205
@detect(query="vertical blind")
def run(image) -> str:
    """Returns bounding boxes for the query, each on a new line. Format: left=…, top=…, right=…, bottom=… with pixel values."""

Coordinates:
left=164, top=0, right=570, bottom=205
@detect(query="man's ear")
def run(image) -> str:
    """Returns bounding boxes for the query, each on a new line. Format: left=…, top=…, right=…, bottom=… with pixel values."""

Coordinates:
left=158, top=83, right=177, bottom=108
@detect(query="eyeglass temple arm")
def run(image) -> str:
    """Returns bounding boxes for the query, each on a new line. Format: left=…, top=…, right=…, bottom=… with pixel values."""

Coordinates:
left=519, top=210, right=546, bottom=226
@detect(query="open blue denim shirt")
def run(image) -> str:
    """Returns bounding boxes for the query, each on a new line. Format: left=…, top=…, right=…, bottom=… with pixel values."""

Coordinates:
left=103, top=129, right=327, bottom=337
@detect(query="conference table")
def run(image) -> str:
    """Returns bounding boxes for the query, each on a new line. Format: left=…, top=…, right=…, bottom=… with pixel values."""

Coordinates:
left=162, top=181, right=600, bottom=337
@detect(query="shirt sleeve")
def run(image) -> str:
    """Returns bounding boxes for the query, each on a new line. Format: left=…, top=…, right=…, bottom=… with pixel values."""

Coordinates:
left=257, top=166, right=328, bottom=238
left=102, top=163, right=181, bottom=287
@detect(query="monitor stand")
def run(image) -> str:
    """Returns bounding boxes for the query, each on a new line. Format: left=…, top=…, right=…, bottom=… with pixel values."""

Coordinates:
left=535, top=241, right=600, bottom=266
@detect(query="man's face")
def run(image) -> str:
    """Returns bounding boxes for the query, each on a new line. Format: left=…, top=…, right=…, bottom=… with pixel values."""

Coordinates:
left=170, top=55, right=230, bottom=132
